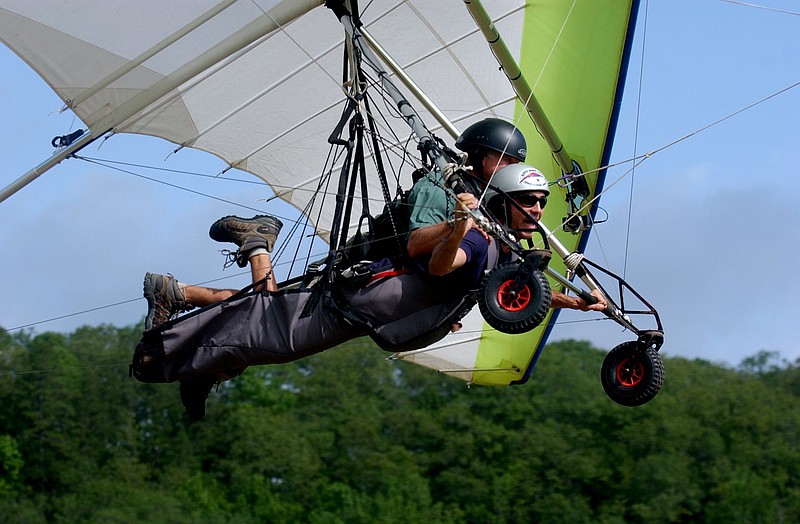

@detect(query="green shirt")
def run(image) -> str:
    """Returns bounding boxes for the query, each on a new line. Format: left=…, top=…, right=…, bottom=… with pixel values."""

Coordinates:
left=407, top=173, right=455, bottom=231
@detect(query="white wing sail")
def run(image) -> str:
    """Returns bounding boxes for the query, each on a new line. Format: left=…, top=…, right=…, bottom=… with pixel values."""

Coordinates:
left=0, top=0, right=525, bottom=236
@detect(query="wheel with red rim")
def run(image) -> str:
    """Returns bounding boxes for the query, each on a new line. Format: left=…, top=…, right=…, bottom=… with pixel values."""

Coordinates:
left=478, top=262, right=551, bottom=334
left=601, top=341, right=664, bottom=406
left=496, top=279, right=531, bottom=311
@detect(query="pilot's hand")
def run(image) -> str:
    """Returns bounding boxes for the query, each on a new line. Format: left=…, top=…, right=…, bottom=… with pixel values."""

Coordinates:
left=581, top=289, right=607, bottom=311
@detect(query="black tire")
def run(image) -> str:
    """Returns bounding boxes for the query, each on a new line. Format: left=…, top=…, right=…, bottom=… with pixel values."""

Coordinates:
left=479, top=262, right=551, bottom=334
left=601, top=341, right=665, bottom=407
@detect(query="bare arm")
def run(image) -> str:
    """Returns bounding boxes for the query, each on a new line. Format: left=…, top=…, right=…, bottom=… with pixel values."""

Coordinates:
left=427, top=195, right=476, bottom=276
left=407, top=192, right=485, bottom=259
left=407, top=221, right=454, bottom=258
left=427, top=221, right=471, bottom=276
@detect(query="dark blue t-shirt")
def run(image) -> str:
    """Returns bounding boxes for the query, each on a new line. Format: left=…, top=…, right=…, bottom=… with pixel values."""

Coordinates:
left=412, top=228, right=489, bottom=289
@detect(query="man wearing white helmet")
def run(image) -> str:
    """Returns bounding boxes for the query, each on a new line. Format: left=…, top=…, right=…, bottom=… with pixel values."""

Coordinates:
left=417, top=162, right=607, bottom=311
left=483, top=162, right=551, bottom=231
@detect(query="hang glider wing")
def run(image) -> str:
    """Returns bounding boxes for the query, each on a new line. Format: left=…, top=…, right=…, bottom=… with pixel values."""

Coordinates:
left=0, top=0, right=639, bottom=386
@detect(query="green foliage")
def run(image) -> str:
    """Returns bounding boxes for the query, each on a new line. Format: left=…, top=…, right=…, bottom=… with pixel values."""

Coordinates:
left=0, top=434, right=24, bottom=495
left=1, top=325, right=799, bottom=523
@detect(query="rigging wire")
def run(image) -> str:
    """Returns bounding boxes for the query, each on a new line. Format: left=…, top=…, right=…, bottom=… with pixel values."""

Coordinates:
left=720, top=0, right=800, bottom=16
left=546, top=79, right=800, bottom=237
left=78, top=157, right=266, bottom=184
left=74, top=154, right=403, bottom=217
left=2, top=253, right=327, bottom=333
left=623, top=0, right=650, bottom=279
left=282, top=139, right=344, bottom=277
left=0, top=363, right=130, bottom=378
left=7, top=297, right=142, bottom=332
left=76, top=156, right=275, bottom=217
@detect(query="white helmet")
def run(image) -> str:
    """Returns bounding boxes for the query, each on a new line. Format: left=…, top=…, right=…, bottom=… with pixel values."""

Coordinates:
left=484, top=163, right=550, bottom=204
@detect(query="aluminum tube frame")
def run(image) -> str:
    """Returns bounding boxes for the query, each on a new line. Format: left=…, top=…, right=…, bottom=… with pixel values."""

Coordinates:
left=462, top=0, right=575, bottom=176
left=0, top=131, right=98, bottom=203
left=339, top=15, right=452, bottom=173
left=535, top=220, right=645, bottom=334
left=359, top=27, right=460, bottom=141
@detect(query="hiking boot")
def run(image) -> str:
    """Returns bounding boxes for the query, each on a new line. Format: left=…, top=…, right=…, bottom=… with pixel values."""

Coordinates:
left=143, top=272, right=192, bottom=330
left=180, top=376, right=218, bottom=421
left=209, top=214, right=283, bottom=251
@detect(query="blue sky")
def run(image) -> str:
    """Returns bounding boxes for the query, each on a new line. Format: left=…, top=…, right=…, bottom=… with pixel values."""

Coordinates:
left=1, top=0, right=798, bottom=368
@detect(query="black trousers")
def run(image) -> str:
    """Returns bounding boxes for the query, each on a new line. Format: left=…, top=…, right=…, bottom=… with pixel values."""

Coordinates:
left=133, top=273, right=475, bottom=383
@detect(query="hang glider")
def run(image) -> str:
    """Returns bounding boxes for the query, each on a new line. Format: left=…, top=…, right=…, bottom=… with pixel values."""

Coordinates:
left=0, top=0, right=664, bottom=405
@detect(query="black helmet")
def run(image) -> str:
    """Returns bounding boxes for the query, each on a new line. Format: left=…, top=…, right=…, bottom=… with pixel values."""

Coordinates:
left=455, top=118, right=527, bottom=162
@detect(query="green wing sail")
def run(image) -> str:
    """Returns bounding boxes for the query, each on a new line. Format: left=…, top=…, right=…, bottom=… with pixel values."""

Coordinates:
left=472, top=0, right=640, bottom=385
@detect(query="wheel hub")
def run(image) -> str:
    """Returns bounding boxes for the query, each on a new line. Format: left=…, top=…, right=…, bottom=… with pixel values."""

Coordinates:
left=615, top=357, right=644, bottom=387
left=497, top=280, right=531, bottom=312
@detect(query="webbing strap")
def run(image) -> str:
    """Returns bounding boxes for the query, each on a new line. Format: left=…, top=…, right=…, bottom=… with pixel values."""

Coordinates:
left=367, top=268, right=411, bottom=285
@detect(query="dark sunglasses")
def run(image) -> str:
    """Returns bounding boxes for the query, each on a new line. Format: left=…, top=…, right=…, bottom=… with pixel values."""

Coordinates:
left=512, top=193, right=547, bottom=208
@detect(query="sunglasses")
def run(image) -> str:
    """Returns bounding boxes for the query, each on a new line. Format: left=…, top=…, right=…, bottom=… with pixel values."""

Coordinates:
left=512, top=193, right=547, bottom=208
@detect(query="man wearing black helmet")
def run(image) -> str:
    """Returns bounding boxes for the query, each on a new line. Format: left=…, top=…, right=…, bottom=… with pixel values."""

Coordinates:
left=133, top=198, right=500, bottom=420
left=406, top=120, right=607, bottom=311
left=407, top=117, right=527, bottom=258
left=133, top=161, right=604, bottom=420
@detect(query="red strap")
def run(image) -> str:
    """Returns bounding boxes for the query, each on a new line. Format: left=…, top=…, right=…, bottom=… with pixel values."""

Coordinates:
left=367, top=268, right=411, bottom=284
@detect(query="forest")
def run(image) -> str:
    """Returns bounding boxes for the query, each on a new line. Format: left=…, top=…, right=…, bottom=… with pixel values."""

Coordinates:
left=1, top=324, right=799, bottom=523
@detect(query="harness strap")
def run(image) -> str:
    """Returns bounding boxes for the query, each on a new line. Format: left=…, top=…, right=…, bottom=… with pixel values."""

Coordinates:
left=367, top=268, right=411, bottom=285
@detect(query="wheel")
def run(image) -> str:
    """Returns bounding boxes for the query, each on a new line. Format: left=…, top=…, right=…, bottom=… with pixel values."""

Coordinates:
left=478, top=262, right=551, bottom=334
left=601, top=341, right=665, bottom=406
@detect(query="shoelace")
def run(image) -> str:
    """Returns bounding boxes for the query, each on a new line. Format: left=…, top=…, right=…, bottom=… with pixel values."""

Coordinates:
left=219, top=249, right=243, bottom=269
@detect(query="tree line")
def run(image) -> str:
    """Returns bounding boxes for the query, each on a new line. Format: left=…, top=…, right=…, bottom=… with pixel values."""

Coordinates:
left=1, top=324, right=799, bottom=523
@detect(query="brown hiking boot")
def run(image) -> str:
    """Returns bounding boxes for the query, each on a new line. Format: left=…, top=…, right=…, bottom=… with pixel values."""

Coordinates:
left=143, top=273, right=192, bottom=330
left=209, top=214, right=283, bottom=250
left=209, top=214, right=283, bottom=267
